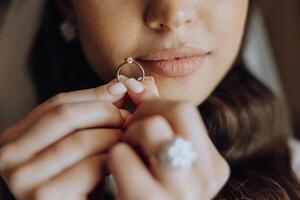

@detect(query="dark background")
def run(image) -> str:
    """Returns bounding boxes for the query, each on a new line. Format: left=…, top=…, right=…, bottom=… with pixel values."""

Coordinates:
left=257, top=0, right=300, bottom=138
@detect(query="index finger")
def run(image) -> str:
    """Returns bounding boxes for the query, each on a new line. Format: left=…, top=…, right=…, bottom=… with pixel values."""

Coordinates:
left=47, top=77, right=128, bottom=107
left=108, top=143, right=159, bottom=198
left=0, top=78, right=128, bottom=145
left=124, top=100, right=210, bottom=150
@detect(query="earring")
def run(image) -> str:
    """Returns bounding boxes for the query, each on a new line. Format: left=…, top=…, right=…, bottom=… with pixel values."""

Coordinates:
left=60, top=20, right=77, bottom=42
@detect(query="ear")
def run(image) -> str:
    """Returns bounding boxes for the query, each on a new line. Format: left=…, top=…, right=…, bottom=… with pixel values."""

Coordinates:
left=54, top=0, right=76, bottom=22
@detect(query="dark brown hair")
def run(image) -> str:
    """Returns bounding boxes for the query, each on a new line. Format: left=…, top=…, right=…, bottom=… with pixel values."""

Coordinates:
left=202, top=63, right=300, bottom=199
left=1, top=0, right=300, bottom=199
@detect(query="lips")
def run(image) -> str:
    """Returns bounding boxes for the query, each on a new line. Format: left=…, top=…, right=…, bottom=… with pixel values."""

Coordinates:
left=135, top=47, right=209, bottom=77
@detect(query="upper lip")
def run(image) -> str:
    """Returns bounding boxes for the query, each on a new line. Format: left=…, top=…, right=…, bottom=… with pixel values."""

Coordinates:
left=135, top=47, right=209, bottom=61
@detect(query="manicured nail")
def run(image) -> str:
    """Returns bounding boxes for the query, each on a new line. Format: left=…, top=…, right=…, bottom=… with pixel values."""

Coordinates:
left=119, top=75, right=129, bottom=82
left=107, top=82, right=127, bottom=96
left=125, top=78, right=144, bottom=94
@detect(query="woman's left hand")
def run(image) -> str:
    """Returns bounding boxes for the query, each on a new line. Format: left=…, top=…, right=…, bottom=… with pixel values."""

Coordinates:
left=108, top=99, right=230, bottom=200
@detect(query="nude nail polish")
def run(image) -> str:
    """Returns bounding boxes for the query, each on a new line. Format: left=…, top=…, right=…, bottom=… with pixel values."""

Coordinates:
left=125, top=78, right=144, bottom=94
left=107, top=82, right=127, bottom=96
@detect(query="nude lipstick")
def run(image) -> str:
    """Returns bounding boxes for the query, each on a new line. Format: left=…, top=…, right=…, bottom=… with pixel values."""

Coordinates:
left=136, top=47, right=209, bottom=77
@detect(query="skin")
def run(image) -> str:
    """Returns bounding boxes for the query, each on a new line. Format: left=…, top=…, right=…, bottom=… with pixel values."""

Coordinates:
left=0, top=0, right=249, bottom=199
left=68, top=0, right=249, bottom=105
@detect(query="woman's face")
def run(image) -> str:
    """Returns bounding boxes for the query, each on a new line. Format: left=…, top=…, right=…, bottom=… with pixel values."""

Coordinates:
left=64, top=0, right=249, bottom=105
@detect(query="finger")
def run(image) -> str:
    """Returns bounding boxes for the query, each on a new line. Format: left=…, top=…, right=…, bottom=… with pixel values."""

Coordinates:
left=115, top=94, right=129, bottom=108
left=124, top=100, right=230, bottom=198
left=124, top=115, right=173, bottom=156
left=125, top=100, right=210, bottom=151
left=125, top=76, right=160, bottom=106
left=108, top=143, right=159, bottom=199
left=0, top=101, right=124, bottom=170
left=124, top=100, right=228, bottom=187
left=30, top=154, right=107, bottom=200
left=48, top=78, right=128, bottom=105
left=4, top=129, right=121, bottom=195
left=124, top=115, right=195, bottom=189
left=0, top=78, right=127, bottom=146
left=119, top=109, right=132, bottom=122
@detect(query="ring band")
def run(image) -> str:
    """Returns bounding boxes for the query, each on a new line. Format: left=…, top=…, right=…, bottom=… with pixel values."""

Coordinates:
left=156, top=137, right=198, bottom=170
left=116, top=57, right=145, bottom=83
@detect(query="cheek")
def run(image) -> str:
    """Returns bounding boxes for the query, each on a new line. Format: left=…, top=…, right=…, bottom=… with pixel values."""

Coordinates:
left=73, top=0, right=143, bottom=81
left=211, top=0, right=249, bottom=64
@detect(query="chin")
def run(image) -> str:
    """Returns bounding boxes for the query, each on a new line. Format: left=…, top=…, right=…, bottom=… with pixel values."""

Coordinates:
left=157, top=90, right=202, bottom=106
left=154, top=77, right=205, bottom=106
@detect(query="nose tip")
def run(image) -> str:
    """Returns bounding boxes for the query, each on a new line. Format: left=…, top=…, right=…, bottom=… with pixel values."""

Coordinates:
left=152, top=13, right=195, bottom=31
left=146, top=1, right=197, bottom=31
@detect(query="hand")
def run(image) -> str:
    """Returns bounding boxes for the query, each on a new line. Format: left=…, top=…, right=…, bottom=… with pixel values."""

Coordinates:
left=108, top=99, right=230, bottom=200
left=0, top=78, right=133, bottom=200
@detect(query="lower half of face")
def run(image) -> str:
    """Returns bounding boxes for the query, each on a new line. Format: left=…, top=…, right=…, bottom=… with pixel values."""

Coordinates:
left=72, top=0, right=249, bottom=105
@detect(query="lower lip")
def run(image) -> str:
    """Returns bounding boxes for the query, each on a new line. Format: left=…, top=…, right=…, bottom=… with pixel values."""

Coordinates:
left=136, top=56, right=206, bottom=77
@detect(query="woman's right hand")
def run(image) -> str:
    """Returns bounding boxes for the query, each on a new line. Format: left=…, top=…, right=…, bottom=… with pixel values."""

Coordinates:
left=0, top=76, right=158, bottom=200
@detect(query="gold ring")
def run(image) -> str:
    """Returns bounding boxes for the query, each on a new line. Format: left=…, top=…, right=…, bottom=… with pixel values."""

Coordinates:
left=116, top=57, right=145, bottom=83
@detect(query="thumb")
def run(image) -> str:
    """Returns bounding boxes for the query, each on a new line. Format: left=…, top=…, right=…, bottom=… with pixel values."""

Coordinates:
left=108, top=75, right=130, bottom=108
left=125, top=76, right=160, bottom=105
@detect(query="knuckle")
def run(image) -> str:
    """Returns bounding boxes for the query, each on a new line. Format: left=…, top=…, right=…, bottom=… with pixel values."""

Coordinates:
left=53, top=104, right=75, bottom=121
left=142, top=115, right=168, bottom=133
left=109, top=143, right=126, bottom=160
left=128, top=115, right=172, bottom=148
left=143, top=117, right=173, bottom=145
left=48, top=92, right=68, bottom=106
left=146, top=115, right=166, bottom=124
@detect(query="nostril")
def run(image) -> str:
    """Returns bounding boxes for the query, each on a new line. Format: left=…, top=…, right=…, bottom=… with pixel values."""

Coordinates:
left=186, top=18, right=194, bottom=24
left=159, top=23, right=166, bottom=29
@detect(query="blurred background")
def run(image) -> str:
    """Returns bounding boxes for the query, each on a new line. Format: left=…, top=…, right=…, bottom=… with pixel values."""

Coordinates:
left=257, top=0, right=300, bottom=138
left=0, top=0, right=299, bottom=138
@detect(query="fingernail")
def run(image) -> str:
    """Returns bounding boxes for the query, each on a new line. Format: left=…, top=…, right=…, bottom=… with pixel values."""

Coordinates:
left=119, top=75, right=129, bottom=82
left=107, top=82, right=127, bottom=96
left=125, top=78, right=144, bottom=94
